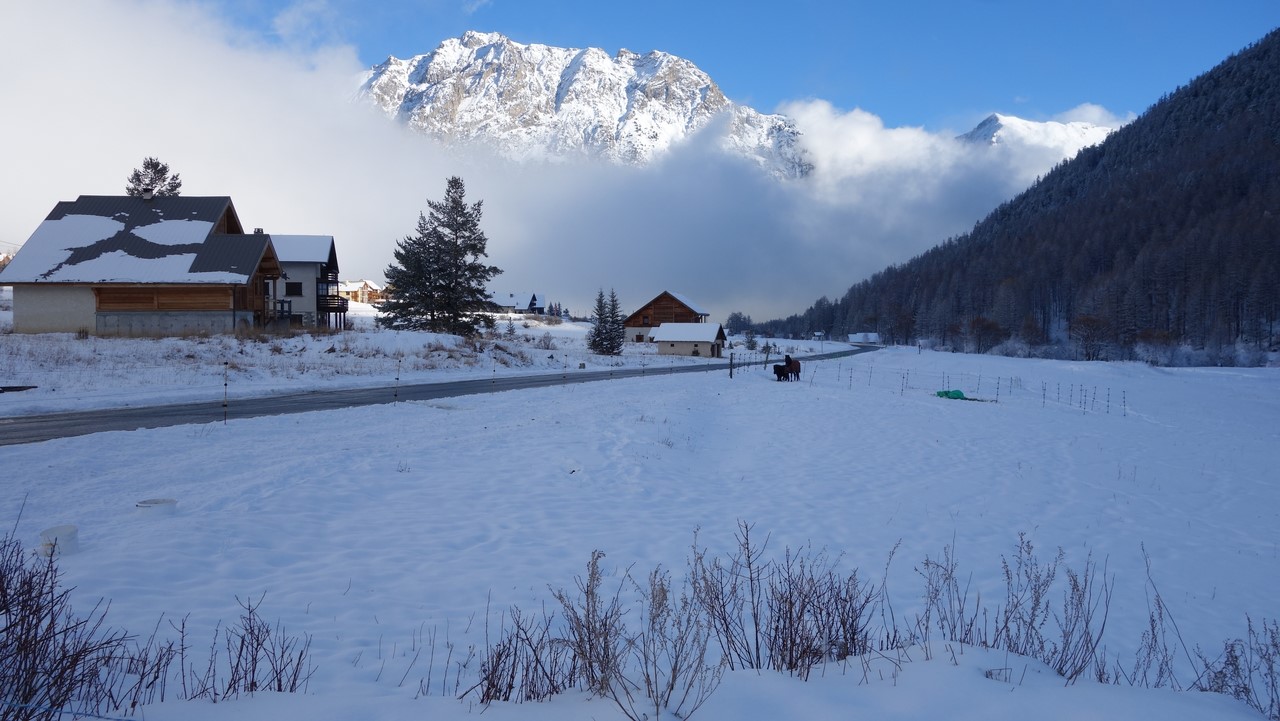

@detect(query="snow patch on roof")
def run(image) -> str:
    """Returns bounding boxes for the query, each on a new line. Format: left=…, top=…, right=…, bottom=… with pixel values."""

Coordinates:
left=0, top=215, right=125, bottom=282
left=132, top=219, right=216, bottom=246
left=42, top=250, right=198, bottom=283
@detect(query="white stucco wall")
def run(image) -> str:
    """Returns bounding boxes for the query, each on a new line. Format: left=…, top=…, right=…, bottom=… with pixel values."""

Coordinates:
left=12, top=285, right=96, bottom=333
left=656, top=340, right=721, bottom=357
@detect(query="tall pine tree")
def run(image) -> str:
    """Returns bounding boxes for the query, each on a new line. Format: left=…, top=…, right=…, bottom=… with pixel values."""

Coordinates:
left=125, top=157, right=182, bottom=197
left=378, top=176, right=502, bottom=335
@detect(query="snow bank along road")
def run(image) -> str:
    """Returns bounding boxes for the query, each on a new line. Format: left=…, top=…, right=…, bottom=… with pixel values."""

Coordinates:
left=0, top=347, right=875, bottom=445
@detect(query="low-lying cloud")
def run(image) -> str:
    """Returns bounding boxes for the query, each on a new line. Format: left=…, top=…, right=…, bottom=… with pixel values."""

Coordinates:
left=0, top=0, right=1119, bottom=322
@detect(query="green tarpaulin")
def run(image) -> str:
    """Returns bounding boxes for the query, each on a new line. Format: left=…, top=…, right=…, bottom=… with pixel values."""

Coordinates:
left=936, top=389, right=967, bottom=400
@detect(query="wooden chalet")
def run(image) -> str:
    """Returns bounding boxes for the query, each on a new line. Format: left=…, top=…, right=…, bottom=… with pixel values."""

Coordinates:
left=0, top=195, right=340, bottom=336
left=491, top=291, right=546, bottom=315
left=623, top=291, right=710, bottom=343
left=339, top=279, right=384, bottom=305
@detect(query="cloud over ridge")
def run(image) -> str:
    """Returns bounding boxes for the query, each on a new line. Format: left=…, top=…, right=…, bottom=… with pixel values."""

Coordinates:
left=0, top=1, right=1117, bottom=321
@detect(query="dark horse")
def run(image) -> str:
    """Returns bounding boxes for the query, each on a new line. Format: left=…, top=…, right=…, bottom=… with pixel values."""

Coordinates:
left=774, top=355, right=802, bottom=381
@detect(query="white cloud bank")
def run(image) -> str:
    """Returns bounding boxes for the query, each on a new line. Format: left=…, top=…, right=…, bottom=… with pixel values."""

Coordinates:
left=0, top=0, right=1122, bottom=322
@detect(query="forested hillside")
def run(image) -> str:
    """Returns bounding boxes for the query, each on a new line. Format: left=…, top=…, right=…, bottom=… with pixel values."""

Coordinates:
left=762, top=28, right=1280, bottom=364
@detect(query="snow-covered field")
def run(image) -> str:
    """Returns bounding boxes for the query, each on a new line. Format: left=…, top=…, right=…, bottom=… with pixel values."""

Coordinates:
left=1, top=299, right=1278, bottom=720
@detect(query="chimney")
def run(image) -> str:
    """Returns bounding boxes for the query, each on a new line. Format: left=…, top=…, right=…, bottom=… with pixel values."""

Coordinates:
left=142, top=187, right=155, bottom=200
left=254, top=228, right=264, bottom=234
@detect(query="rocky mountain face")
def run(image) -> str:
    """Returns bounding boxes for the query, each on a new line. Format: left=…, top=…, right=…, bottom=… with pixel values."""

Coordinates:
left=357, top=31, right=812, bottom=178
left=357, top=32, right=1113, bottom=180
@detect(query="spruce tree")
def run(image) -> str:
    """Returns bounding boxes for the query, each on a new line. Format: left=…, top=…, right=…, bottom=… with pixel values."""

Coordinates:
left=584, top=289, right=627, bottom=355
left=587, top=289, right=611, bottom=354
left=606, top=289, right=626, bottom=354
left=125, top=157, right=182, bottom=197
left=378, top=176, right=502, bottom=335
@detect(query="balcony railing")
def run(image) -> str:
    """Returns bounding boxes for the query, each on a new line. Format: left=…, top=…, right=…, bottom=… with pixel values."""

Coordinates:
left=317, top=295, right=348, bottom=313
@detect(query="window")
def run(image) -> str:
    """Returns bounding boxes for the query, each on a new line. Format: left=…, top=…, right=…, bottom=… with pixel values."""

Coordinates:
left=285, top=282, right=303, bottom=297
left=642, top=315, right=649, bottom=325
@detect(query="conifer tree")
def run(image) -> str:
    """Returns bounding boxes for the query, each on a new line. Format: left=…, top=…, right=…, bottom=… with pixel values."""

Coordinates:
left=378, top=177, right=502, bottom=335
left=125, top=157, right=182, bottom=197
left=607, top=289, right=626, bottom=353
left=587, top=288, right=625, bottom=355
left=587, top=290, right=609, bottom=354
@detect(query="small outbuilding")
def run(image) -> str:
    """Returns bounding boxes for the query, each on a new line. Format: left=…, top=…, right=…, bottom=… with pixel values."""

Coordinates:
left=848, top=331, right=881, bottom=344
left=650, top=322, right=727, bottom=358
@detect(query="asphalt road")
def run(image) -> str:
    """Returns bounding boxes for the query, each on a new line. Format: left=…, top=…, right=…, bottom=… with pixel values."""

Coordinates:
left=0, top=346, right=878, bottom=446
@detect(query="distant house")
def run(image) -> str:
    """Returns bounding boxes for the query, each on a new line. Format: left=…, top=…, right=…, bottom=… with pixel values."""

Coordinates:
left=270, top=235, right=347, bottom=328
left=339, top=279, right=384, bottom=305
left=650, top=322, right=727, bottom=357
left=0, top=194, right=342, bottom=336
left=623, top=291, right=709, bottom=343
left=491, top=292, right=546, bottom=315
left=848, top=331, right=881, bottom=344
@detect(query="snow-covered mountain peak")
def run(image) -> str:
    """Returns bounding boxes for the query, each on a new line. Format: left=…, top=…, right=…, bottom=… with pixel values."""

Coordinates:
left=959, top=112, right=1115, bottom=155
left=356, top=31, right=811, bottom=178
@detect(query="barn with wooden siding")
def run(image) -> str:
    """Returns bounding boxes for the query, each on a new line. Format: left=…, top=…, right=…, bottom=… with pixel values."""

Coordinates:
left=623, top=290, right=709, bottom=343
left=0, top=195, right=324, bottom=336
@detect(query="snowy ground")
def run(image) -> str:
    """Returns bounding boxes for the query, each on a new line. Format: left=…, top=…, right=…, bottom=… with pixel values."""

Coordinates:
left=1, top=298, right=1277, bottom=720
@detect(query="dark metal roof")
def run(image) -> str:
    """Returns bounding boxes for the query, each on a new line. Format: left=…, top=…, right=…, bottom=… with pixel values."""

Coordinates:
left=1, top=194, right=285, bottom=284
left=47, top=195, right=237, bottom=230
left=190, top=235, right=274, bottom=276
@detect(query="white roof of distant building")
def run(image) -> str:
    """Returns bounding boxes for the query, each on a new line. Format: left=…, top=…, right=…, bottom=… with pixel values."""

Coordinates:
left=494, top=292, right=543, bottom=309
left=271, top=235, right=335, bottom=264
left=650, top=322, right=724, bottom=342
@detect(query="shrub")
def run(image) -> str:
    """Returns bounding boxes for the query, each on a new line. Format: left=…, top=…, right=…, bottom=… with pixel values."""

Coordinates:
left=1, top=530, right=128, bottom=720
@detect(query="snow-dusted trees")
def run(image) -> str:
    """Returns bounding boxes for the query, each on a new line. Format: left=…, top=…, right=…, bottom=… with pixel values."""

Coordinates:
left=125, top=157, right=182, bottom=197
left=587, top=289, right=625, bottom=355
left=378, top=176, right=502, bottom=335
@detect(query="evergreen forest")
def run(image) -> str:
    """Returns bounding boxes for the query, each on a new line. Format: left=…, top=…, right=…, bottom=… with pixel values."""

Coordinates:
left=759, top=28, right=1280, bottom=365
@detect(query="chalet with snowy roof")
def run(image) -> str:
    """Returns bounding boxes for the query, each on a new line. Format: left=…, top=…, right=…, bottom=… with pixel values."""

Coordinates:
left=623, top=291, right=709, bottom=343
left=270, top=235, right=347, bottom=328
left=650, top=322, right=727, bottom=357
left=0, top=194, right=343, bottom=336
left=339, top=279, right=384, bottom=305
left=491, top=291, right=546, bottom=315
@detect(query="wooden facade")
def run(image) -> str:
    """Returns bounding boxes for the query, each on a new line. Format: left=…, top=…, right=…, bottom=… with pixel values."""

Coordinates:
left=96, top=286, right=234, bottom=311
left=623, top=291, right=710, bottom=343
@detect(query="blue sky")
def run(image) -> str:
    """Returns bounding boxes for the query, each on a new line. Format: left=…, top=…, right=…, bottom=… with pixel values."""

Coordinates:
left=225, top=0, right=1280, bottom=130
left=2, top=1, right=1279, bottom=319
